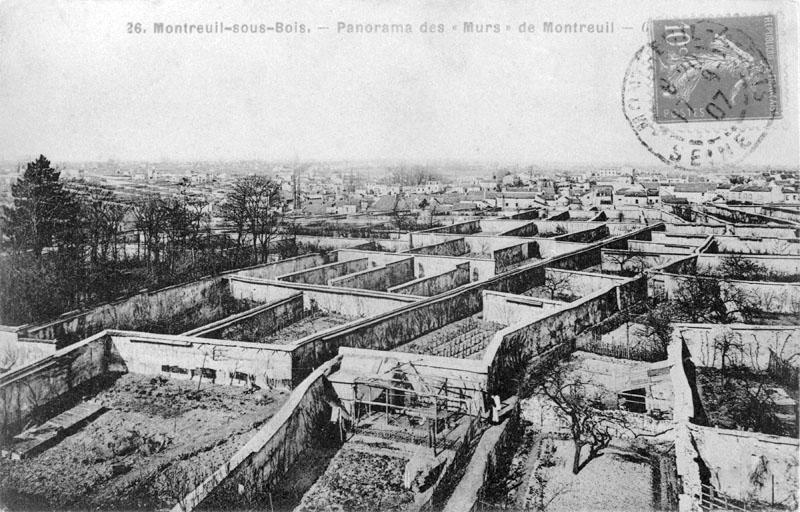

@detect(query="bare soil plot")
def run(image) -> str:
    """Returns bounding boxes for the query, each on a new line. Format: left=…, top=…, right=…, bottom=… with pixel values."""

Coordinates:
left=529, top=438, right=654, bottom=512
left=0, top=373, right=288, bottom=511
left=394, top=315, right=504, bottom=359
left=294, top=441, right=415, bottom=512
left=260, top=311, right=355, bottom=344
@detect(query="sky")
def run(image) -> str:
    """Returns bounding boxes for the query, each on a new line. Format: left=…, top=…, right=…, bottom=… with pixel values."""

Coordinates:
left=0, top=0, right=797, bottom=168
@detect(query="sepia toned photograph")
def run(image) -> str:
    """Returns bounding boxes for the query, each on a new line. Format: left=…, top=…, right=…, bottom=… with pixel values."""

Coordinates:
left=0, top=0, right=798, bottom=511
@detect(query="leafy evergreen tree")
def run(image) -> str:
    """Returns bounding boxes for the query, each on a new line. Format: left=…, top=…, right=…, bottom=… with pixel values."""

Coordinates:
left=1, top=155, right=79, bottom=256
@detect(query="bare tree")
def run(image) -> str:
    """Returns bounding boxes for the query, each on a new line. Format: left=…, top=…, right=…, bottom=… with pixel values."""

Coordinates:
left=528, top=364, right=624, bottom=475
left=221, top=176, right=283, bottom=264
left=604, top=250, right=646, bottom=276
left=673, top=277, right=759, bottom=324
left=133, top=195, right=170, bottom=269
left=543, top=271, right=573, bottom=301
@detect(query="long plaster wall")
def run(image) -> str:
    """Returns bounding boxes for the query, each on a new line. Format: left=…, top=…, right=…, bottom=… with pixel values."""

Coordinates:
left=278, top=258, right=369, bottom=285
left=228, top=278, right=418, bottom=318
left=482, top=277, right=648, bottom=394
left=107, top=331, right=295, bottom=388
left=176, top=357, right=341, bottom=512
left=482, top=291, right=562, bottom=326
left=601, top=249, right=681, bottom=273
left=0, top=332, right=108, bottom=440
left=545, top=268, right=625, bottom=297
left=553, top=224, right=610, bottom=243
left=328, top=257, right=415, bottom=291
left=660, top=273, right=800, bottom=314
left=651, top=232, right=710, bottom=247
left=672, top=323, right=800, bottom=371
left=235, top=253, right=332, bottom=279
left=23, top=276, right=235, bottom=347
left=388, top=263, right=471, bottom=297
left=494, top=241, right=539, bottom=272
left=181, top=293, right=305, bottom=342
left=0, top=338, right=58, bottom=375
left=294, top=235, right=410, bottom=252
left=697, top=253, right=800, bottom=275
left=407, top=237, right=469, bottom=256
left=710, top=235, right=800, bottom=255
left=689, top=424, right=798, bottom=506
left=628, top=240, right=696, bottom=254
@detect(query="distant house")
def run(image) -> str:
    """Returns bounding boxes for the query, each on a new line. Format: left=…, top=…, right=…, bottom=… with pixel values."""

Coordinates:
left=498, top=192, right=542, bottom=210
left=580, top=186, right=613, bottom=208
left=669, top=183, right=716, bottom=203
left=729, top=184, right=783, bottom=203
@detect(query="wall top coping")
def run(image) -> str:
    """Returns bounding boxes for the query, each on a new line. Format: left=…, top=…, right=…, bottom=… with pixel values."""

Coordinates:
left=228, top=276, right=420, bottom=303
left=337, top=347, right=488, bottom=375
left=656, top=271, right=800, bottom=287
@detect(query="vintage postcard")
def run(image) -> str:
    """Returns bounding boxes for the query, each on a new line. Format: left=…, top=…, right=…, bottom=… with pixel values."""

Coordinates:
left=0, top=0, right=797, bottom=511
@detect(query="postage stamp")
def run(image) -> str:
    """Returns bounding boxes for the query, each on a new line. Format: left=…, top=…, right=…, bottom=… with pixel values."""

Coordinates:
left=622, top=14, right=783, bottom=170
left=650, top=15, right=781, bottom=124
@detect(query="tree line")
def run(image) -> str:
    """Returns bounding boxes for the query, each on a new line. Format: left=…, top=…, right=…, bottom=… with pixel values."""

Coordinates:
left=0, top=155, right=294, bottom=325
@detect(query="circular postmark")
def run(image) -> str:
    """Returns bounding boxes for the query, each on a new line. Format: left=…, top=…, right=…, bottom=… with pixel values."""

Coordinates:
left=622, top=16, right=780, bottom=170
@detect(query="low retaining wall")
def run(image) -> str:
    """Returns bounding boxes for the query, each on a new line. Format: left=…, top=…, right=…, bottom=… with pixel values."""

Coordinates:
left=174, top=356, right=342, bottom=512
left=181, top=293, right=305, bottom=342
left=388, top=263, right=471, bottom=297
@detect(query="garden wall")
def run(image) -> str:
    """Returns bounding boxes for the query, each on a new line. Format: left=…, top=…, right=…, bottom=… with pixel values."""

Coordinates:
left=545, top=268, right=625, bottom=297
left=181, top=293, right=305, bottom=342
left=697, top=254, right=800, bottom=275
left=407, top=238, right=469, bottom=256
left=710, top=235, right=800, bottom=255
left=553, top=224, right=610, bottom=243
left=107, top=331, right=295, bottom=388
left=228, top=278, right=418, bottom=318
left=689, top=423, right=798, bottom=507
left=22, top=276, right=236, bottom=347
left=482, top=277, right=647, bottom=394
left=328, top=257, right=415, bottom=291
left=494, top=241, right=540, bottom=272
left=672, top=323, right=800, bottom=371
left=0, top=332, right=108, bottom=440
left=482, top=291, right=562, bottom=326
left=278, top=258, right=369, bottom=285
left=420, top=219, right=482, bottom=235
left=175, top=357, right=342, bottom=512
left=442, top=408, right=520, bottom=512
left=388, top=263, right=470, bottom=297
left=660, top=273, right=800, bottom=314
left=235, top=253, right=331, bottom=279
